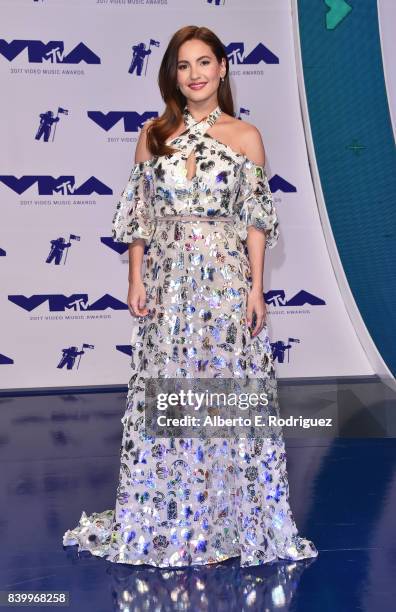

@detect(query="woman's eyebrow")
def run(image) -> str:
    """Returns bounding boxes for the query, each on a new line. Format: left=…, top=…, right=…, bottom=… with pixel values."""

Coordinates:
left=177, top=55, right=211, bottom=64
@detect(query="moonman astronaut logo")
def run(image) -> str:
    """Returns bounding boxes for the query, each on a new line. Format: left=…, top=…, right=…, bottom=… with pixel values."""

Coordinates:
left=271, top=338, right=300, bottom=363
left=128, top=39, right=160, bottom=76
left=46, top=234, right=80, bottom=266
left=35, top=107, right=68, bottom=142
left=57, top=343, right=94, bottom=370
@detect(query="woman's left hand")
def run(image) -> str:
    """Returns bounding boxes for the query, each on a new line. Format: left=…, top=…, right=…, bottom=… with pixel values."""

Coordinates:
left=246, top=287, right=267, bottom=337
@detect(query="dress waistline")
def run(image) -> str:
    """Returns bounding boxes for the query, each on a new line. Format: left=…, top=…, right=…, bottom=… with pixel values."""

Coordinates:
left=155, top=215, right=233, bottom=223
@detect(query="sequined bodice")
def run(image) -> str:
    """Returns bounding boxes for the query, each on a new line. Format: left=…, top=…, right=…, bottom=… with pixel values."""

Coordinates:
left=151, top=104, right=247, bottom=219
left=112, top=103, right=279, bottom=248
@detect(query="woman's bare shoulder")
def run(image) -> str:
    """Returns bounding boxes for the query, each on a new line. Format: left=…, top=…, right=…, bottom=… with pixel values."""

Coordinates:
left=219, top=112, right=259, bottom=135
left=220, top=112, right=266, bottom=165
left=241, top=128, right=266, bottom=166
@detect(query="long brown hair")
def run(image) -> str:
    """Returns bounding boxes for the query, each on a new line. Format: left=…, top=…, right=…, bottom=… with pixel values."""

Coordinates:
left=146, top=25, right=234, bottom=157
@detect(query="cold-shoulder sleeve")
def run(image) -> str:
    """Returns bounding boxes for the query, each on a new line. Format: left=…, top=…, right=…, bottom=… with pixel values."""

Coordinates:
left=234, top=159, right=279, bottom=249
left=111, top=159, right=156, bottom=244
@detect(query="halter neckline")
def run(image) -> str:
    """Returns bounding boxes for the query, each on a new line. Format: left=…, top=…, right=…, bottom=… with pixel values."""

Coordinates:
left=182, top=104, right=222, bottom=131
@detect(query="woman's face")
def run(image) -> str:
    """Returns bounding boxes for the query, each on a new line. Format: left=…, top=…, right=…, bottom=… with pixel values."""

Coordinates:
left=176, top=39, right=226, bottom=104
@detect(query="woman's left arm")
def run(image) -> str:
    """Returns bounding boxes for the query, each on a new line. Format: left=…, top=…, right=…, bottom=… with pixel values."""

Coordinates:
left=246, top=227, right=267, bottom=337
left=239, top=125, right=277, bottom=337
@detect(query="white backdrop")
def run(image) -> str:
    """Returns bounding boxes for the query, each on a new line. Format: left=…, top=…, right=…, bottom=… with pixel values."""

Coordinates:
left=0, top=0, right=378, bottom=389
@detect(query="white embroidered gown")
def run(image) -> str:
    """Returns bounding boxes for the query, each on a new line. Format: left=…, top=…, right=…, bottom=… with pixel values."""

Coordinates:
left=62, top=104, right=318, bottom=567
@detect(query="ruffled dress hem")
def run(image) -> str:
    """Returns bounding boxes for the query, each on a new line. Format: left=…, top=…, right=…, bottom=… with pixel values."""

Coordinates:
left=62, top=509, right=318, bottom=569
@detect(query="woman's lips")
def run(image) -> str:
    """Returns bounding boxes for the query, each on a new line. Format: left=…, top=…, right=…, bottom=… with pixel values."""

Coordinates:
left=189, top=83, right=207, bottom=90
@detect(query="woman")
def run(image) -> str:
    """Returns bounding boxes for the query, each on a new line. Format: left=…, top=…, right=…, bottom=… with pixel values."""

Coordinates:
left=63, top=25, right=318, bottom=568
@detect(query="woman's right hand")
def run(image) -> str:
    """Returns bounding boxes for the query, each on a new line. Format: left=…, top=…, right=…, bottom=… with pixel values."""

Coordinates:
left=127, top=279, right=149, bottom=318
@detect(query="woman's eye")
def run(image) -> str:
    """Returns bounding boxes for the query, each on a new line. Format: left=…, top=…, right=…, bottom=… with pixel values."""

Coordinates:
left=178, top=60, right=210, bottom=70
